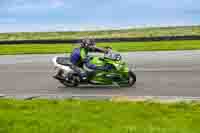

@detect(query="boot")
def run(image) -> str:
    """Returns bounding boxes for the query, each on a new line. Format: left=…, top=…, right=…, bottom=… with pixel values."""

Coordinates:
left=53, top=69, right=64, bottom=80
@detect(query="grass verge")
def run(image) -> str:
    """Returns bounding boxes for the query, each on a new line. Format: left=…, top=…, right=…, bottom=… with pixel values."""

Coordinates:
left=0, top=40, right=200, bottom=55
left=0, top=99, right=200, bottom=133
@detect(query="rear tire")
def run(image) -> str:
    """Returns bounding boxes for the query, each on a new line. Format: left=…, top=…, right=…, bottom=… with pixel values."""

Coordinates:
left=61, top=73, right=80, bottom=87
left=128, top=71, right=136, bottom=87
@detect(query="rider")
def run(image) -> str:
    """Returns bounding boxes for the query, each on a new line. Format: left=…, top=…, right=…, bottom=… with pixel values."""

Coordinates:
left=70, top=39, right=110, bottom=72
left=54, top=39, right=110, bottom=80
left=70, top=39, right=106, bottom=69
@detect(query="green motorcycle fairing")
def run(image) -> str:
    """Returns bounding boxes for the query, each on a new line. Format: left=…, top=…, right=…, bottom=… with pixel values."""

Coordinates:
left=86, top=56, right=130, bottom=85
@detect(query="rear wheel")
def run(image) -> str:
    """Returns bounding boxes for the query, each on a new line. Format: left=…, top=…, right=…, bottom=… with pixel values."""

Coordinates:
left=61, top=73, right=80, bottom=87
left=128, top=71, right=136, bottom=86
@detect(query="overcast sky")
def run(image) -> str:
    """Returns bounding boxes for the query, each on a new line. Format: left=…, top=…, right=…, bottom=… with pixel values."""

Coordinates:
left=0, top=0, right=200, bottom=32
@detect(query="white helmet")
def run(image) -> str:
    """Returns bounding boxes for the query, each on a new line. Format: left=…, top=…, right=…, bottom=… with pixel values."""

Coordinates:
left=81, top=39, right=96, bottom=48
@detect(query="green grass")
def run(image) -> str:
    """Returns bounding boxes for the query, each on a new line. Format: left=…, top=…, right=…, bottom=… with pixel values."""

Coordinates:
left=0, top=99, right=200, bottom=133
left=0, top=25, right=200, bottom=41
left=0, top=40, right=200, bottom=55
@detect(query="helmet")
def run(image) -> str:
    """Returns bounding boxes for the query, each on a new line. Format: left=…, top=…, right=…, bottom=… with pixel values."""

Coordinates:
left=81, top=39, right=96, bottom=48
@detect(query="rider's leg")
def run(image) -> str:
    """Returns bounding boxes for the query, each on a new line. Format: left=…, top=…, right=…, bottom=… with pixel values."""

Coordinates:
left=84, top=58, right=112, bottom=71
left=72, top=65, right=87, bottom=80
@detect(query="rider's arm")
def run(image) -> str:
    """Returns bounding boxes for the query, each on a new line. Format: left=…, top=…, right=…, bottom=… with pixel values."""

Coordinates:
left=88, top=46, right=107, bottom=53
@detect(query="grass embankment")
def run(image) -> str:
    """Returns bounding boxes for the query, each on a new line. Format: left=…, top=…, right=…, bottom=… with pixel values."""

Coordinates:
left=0, top=40, right=200, bottom=55
left=0, top=99, right=200, bottom=133
left=0, top=25, right=200, bottom=40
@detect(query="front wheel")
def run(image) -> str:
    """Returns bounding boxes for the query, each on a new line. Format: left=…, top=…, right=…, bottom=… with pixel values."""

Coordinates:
left=128, top=71, right=136, bottom=86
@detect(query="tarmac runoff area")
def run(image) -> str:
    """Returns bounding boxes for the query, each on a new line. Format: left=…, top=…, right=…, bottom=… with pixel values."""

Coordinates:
left=0, top=50, right=200, bottom=100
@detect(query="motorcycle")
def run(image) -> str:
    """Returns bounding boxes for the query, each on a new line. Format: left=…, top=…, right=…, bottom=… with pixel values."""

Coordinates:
left=52, top=50, right=136, bottom=87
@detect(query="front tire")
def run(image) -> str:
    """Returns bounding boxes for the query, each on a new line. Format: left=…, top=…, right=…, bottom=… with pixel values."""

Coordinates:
left=128, top=71, right=136, bottom=86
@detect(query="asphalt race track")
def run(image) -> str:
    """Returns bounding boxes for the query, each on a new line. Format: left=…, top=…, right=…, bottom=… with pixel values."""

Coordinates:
left=0, top=51, right=200, bottom=97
